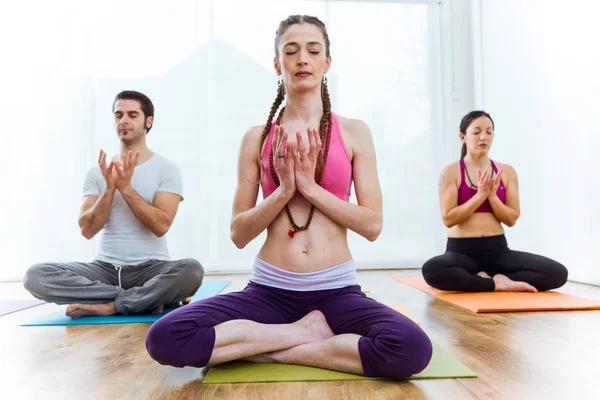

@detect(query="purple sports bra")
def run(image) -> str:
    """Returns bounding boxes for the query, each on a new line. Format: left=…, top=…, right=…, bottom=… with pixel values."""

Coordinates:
left=457, top=158, right=506, bottom=212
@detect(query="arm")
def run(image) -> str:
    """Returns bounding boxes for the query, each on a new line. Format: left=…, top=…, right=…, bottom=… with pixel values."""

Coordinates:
left=488, top=166, right=520, bottom=227
left=439, top=165, right=491, bottom=228
left=293, top=121, right=383, bottom=241
left=230, top=126, right=296, bottom=249
left=119, top=188, right=181, bottom=237
left=78, top=150, right=117, bottom=239
left=78, top=190, right=115, bottom=240
left=116, top=151, right=181, bottom=237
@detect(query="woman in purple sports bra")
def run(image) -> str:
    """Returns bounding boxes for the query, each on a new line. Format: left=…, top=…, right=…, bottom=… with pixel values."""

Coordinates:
left=145, top=15, right=432, bottom=378
left=422, top=111, right=568, bottom=292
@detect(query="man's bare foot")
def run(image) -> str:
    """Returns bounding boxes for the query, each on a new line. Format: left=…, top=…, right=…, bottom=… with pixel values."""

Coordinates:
left=66, top=302, right=117, bottom=318
left=477, top=271, right=492, bottom=279
left=493, top=274, right=538, bottom=293
left=151, top=305, right=164, bottom=315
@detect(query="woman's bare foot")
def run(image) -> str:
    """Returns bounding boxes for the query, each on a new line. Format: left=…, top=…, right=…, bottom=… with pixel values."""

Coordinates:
left=243, top=310, right=335, bottom=363
left=151, top=305, right=164, bottom=315
left=66, top=302, right=117, bottom=318
left=295, top=310, right=335, bottom=342
left=493, top=274, right=538, bottom=293
left=477, top=271, right=492, bottom=279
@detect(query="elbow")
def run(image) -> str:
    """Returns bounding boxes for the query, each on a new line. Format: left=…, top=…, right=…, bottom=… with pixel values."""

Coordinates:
left=152, top=217, right=173, bottom=237
left=365, top=218, right=383, bottom=242
left=80, top=227, right=95, bottom=240
left=505, top=217, right=518, bottom=228
left=79, top=216, right=96, bottom=240
left=230, top=230, right=247, bottom=249
left=230, top=217, right=249, bottom=249
left=504, top=212, right=520, bottom=228
left=442, top=215, right=454, bottom=228
left=154, top=220, right=172, bottom=238
left=154, top=225, right=169, bottom=238
left=79, top=220, right=95, bottom=240
left=230, top=222, right=247, bottom=249
left=81, top=231, right=94, bottom=240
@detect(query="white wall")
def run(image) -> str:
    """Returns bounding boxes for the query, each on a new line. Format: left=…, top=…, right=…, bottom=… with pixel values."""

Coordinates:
left=438, top=0, right=477, bottom=164
left=474, top=0, right=600, bottom=284
left=0, top=0, right=453, bottom=280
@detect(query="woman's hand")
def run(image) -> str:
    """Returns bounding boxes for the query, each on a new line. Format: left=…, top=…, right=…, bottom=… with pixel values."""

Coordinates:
left=489, top=168, right=504, bottom=199
left=273, top=125, right=295, bottom=196
left=476, top=169, right=493, bottom=200
left=291, top=128, right=322, bottom=196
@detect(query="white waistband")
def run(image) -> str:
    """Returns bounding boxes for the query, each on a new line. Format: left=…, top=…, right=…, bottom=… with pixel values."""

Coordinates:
left=250, top=256, right=357, bottom=291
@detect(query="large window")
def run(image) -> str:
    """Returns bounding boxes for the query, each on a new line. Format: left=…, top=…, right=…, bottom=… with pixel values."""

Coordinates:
left=0, top=0, right=443, bottom=278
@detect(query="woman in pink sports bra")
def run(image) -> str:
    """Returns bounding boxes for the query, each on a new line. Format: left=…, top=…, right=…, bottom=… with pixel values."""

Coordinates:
left=146, top=15, right=432, bottom=378
left=422, top=111, right=568, bottom=292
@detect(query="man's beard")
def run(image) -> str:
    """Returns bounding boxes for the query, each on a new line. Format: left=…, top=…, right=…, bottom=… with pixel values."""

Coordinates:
left=120, top=129, right=144, bottom=145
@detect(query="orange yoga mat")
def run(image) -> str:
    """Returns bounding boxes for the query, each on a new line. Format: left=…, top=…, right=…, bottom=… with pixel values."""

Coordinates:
left=393, top=276, right=600, bottom=313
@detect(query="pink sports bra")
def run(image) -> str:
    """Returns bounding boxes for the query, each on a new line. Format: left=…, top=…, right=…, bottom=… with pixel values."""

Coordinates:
left=260, top=112, right=352, bottom=201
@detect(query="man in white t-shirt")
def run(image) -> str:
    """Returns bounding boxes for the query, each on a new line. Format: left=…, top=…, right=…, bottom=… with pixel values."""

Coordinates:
left=24, top=90, right=203, bottom=318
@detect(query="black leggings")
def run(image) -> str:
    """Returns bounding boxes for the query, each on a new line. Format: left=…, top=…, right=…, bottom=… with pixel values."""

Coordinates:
left=422, top=235, right=568, bottom=292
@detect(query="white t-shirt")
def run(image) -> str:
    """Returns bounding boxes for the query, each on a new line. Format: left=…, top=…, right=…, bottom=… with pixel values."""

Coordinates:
left=82, top=153, right=183, bottom=267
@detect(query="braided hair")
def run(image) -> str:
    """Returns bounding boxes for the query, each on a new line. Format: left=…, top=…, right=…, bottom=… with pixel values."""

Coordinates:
left=256, top=15, right=332, bottom=233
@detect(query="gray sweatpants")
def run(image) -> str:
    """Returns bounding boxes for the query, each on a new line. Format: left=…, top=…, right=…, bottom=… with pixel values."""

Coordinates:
left=23, top=258, right=204, bottom=315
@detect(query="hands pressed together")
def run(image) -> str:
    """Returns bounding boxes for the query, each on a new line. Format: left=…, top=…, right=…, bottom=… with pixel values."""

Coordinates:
left=272, top=125, right=323, bottom=197
left=98, top=149, right=140, bottom=192
left=475, top=168, right=503, bottom=201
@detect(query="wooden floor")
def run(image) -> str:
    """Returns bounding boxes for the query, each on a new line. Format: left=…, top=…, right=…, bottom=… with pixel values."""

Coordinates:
left=2, top=270, right=600, bottom=400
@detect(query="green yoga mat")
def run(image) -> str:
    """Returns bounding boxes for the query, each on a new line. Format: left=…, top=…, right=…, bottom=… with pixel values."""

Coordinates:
left=203, top=342, right=476, bottom=383
left=21, top=280, right=231, bottom=327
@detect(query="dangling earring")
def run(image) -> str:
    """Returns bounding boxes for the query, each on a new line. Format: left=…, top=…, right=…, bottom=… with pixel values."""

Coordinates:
left=322, top=75, right=328, bottom=85
left=278, top=76, right=286, bottom=95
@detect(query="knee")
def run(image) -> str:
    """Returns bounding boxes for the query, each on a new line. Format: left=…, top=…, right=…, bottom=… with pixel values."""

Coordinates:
left=363, top=322, right=433, bottom=379
left=145, top=312, right=212, bottom=368
left=392, top=324, right=433, bottom=378
left=176, top=259, right=204, bottom=287
left=422, top=258, right=443, bottom=287
left=545, top=260, right=568, bottom=290
left=23, top=263, right=52, bottom=298
left=145, top=318, right=179, bottom=366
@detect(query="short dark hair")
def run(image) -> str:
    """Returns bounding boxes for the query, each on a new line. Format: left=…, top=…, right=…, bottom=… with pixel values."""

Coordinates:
left=112, top=90, right=155, bottom=133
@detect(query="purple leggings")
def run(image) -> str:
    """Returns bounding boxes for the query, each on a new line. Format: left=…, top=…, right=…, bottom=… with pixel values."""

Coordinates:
left=146, top=282, right=432, bottom=378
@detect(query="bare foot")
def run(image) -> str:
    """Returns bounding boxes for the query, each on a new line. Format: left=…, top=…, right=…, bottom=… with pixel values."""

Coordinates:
left=493, top=274, right=538, bottom=293
left=243, top=310, right=335, bottom=364
left=66, top=302, right=117, bottom=318
left=151, top=305, right=164, bottom=315
left=477, top=271, right=492, bottom=279
left=294, top=310, right=335, bottom=343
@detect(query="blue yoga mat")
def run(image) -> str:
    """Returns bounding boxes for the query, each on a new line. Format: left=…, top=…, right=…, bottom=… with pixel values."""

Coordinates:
left=21, top=280, right=231, bottom=326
